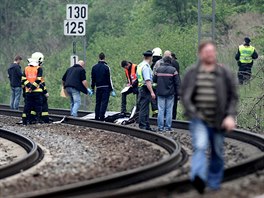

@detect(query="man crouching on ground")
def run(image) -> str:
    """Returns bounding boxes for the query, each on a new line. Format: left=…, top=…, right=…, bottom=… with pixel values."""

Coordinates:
left=181, top=41, right=238, bottom=194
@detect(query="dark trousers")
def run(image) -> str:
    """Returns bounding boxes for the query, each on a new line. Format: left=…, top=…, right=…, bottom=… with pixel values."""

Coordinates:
left=172, top=94, right=178, bottom=120
left=151, top=88, right=158, bottom=113
left=138, top=86, right=151, bottom=129
left=238, top=63, right=252, bottom=85
left=121, top=87, right=138, bottom=113
left=23, top=93, right=43, bottom=124
left=41, top=95, right=49, bottom=123
left=95, top=87, right=111, bottom=121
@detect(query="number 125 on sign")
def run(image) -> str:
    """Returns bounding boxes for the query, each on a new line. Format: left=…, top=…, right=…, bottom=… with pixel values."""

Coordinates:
left=64, top=20, right=86, bottom=36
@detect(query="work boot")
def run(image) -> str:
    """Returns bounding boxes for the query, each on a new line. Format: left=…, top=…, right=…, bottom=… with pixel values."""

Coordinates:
left=22, top=118, right=27, bottom=126
left=37, top=114, right=43, bottom=124
left=192, top=176, right=205, bottom=194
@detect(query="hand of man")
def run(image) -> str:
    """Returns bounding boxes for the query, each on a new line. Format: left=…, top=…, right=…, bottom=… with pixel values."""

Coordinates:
left=222, top=116, right=236, bottom=132
left=45, top=93, right=49, bottom=98
left=151, top=92, right=156, bottom=100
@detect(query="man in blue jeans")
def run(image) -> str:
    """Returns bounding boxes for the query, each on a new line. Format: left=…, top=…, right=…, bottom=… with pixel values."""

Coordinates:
left=181, top=41, right=238, bottom=194
left=153, top=56, right=180, bottom=131
left=62, top=60, right=88, bottom=117
left=8, top=55, right=23, bottom=110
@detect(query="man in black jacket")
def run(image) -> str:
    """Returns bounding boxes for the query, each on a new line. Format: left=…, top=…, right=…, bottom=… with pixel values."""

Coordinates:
left=91, top=53, right=115, bottom=121
left=153, top=56, right=180, bottom=131
left=171, top=52, right=180, bottom=120
left=62, top=60, right=88, bottom=117
left=181, top=41, right=238, bottom=194
left=8, top=55, right=23, bottom=110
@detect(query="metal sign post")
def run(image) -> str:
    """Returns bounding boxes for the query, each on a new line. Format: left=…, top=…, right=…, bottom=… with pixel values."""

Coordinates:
left=64, top=4, right=88, bottom=109
left=198, top=0, right=216, bottom=45
left=64, top=4, right=88, bottom=66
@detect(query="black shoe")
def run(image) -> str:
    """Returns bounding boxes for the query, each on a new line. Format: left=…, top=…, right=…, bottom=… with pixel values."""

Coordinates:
left=146, top=127, right=156, bottom=132
left=22, top=121, right=27, bottom=126
left=192, top=176, right=205, bottom=194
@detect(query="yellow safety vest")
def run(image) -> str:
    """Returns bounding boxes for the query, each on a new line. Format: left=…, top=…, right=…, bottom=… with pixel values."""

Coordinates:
left=239, top=45, right=255, bottom=64
left=136, top=62, right=145, bottom=87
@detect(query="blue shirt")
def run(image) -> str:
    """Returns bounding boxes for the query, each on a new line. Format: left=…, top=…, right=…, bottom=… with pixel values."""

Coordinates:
left=141, top=61, right=152, bottom=84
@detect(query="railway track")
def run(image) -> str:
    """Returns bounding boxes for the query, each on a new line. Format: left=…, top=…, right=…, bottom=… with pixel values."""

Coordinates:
left=0, top=107, right=187, bottom=198
left=0, top=128, right=43, bottom=179
left=0, top=105, right=263, bottom=198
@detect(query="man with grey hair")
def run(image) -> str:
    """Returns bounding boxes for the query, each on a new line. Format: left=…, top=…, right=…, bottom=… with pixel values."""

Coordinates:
left=153, top=50, right=172, bottom=73
left=62, top=60, right=89, bottom=117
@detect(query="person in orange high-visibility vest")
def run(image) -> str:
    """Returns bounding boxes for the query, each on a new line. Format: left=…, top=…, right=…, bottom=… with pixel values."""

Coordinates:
left=120, top=61, right=138, bottom=114
left=21, top=52, right=44, bottom=125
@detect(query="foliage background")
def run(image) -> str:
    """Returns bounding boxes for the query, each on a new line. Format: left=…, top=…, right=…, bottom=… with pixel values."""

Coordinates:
left=0, top=0, right=263, bottom=131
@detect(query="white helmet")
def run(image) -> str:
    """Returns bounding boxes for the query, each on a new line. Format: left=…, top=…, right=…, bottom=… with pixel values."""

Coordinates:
left=152, top=47, right=162, bottom=57
left=28, top=52, right=44, bottom=66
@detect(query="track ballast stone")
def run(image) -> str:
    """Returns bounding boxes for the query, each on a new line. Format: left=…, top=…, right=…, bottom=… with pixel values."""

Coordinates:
left=0, top=115, right=167, bottom=197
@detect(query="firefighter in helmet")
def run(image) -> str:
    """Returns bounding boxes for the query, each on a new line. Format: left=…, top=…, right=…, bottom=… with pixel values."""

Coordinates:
left=22, top=52, right=48, bottom=125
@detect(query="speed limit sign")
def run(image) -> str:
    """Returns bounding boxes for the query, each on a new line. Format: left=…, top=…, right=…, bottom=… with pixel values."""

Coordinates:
left=66, top=4, right=88, bottom=20
left=64, top=4, right=88, bottom=36
left=64, top=20, right=86, bottom=36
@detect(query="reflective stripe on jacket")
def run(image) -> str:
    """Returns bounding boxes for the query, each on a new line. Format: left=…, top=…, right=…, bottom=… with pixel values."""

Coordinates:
left=22, top=66, right=42, bottom=93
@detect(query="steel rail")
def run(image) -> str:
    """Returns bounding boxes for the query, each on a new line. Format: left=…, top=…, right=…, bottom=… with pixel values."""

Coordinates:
left=0, top=108, right=187, bottom=198
left=0, top=129, right=44, bottom=179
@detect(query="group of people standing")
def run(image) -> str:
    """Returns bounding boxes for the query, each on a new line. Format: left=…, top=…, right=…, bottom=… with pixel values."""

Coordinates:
left=62, top=53, right=115, bottom=121
left=6, top=37, right=258, bottom=194
left=8, top=52, right=49, bottom=125
left=121, top=48, right=180, bottom=131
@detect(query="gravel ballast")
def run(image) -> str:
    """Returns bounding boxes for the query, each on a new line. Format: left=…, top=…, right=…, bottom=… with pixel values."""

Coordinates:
left=0, top=115, right=168, bottom=197
left=0, top=138, right=27, bottom=167
left=0, top=115, right=263, bottom=198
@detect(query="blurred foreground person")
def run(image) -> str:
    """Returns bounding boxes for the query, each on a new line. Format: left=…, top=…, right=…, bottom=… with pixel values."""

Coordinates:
left=153, top=56, right=180, bottom=132
left=235, top=37, right=258, bottom=84
left=120, top=61, right=138, bottom=113
left=62, top=60, right=88, bottom=117
left=91, top=53, right=115, bottom=121
left=8, top=55, right=23, bottom=110
left=137, top=50, right=155, bottom=131
left=181, top=41, right=238, bottom=194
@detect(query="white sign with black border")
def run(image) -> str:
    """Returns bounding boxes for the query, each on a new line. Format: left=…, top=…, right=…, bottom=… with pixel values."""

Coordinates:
left=64, top=20, right=86, bottom=36
left=70, top=55, right=79, bottom=66
left=66, top=4, right=88, bottom=20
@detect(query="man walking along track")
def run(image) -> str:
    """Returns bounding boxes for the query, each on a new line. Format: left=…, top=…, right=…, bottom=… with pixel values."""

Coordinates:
left=181, top=41, right=238, bottom=194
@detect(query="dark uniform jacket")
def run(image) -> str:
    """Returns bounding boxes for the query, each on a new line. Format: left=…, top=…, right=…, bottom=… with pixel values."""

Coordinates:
left=8, top=63, right=22, bottom=87
left=153, top=63, right=180, bottom=97
left=91, top=61, right=113, bottom=91
left=181, top=63, right=238, bottom=130
left=62, top=64, right=88, bottom=94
